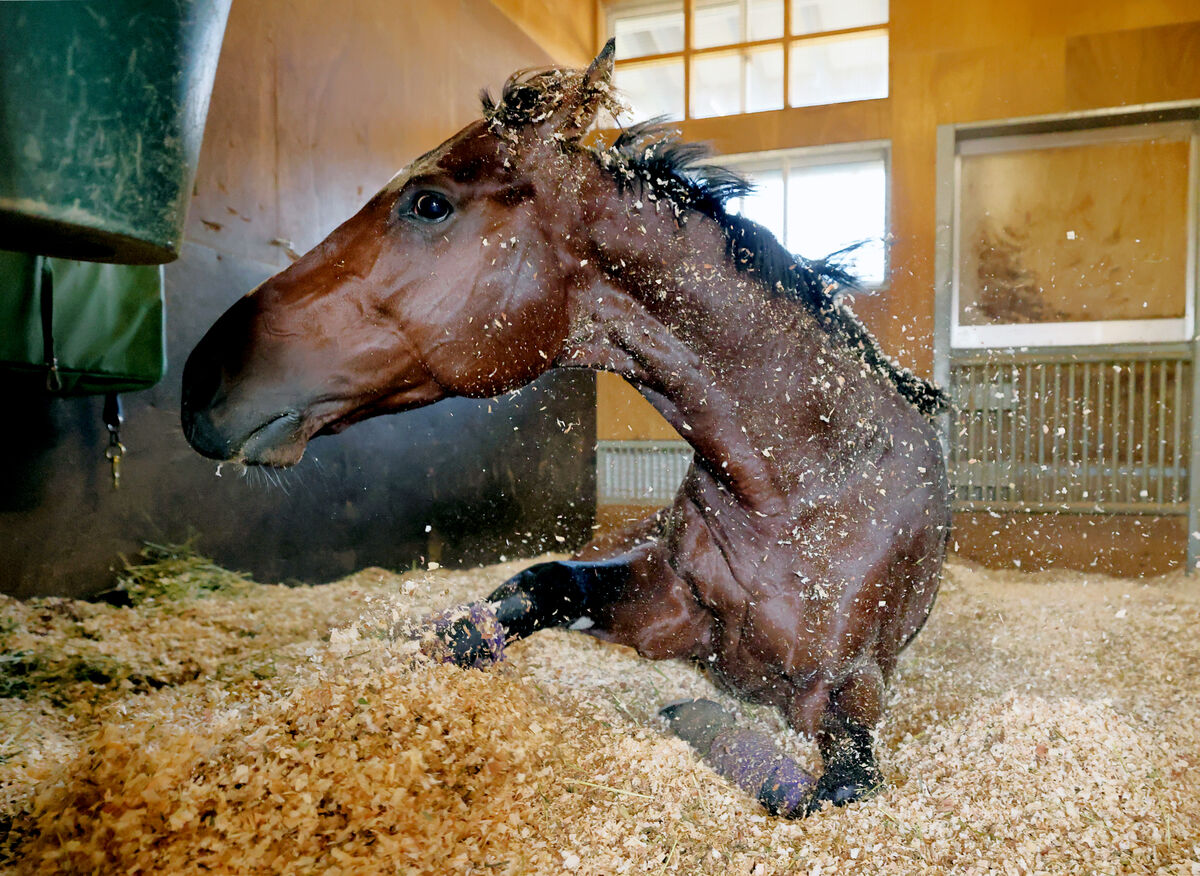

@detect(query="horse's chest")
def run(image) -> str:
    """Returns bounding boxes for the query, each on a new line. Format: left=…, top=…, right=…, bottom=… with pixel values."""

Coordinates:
left=672, top=497, right=838, bottom=624
left=668, top=483, right=893, bottom=678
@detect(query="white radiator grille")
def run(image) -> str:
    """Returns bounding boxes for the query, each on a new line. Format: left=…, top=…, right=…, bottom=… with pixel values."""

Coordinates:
left=596, top=440, right=692, bottom=505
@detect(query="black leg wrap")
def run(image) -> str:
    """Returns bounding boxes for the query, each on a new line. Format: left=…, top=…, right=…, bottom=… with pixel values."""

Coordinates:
left=807, top=721, right=882, bottom=814
left=487, top=560, right=628, bottom=641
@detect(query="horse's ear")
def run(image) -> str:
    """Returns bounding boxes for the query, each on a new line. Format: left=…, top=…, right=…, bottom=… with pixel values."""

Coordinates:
left=552, top=38, right=616, bottom=140
left=584, top=38, right=617, bottom=91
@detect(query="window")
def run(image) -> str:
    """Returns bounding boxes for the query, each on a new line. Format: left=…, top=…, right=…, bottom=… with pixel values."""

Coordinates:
left=717, top=144, right=890, bottom=287
left=608, top=0, right=888, bottom=123
left=949, top=119, right=1198, bottom=348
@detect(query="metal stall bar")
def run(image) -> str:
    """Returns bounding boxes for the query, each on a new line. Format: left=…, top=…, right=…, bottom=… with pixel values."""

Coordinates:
left=1082, top=361, right=1092, bottom=502
left=1157, top=361, right=1167, bottom=505
left=1174, top=360, right=1185, bottom=506
left=947, top=348, right=1190, bottom=515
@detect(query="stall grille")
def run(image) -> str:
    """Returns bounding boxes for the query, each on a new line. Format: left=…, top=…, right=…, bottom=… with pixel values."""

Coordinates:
left=948, top=350, right=1191, bottom=514
left=596, top=440, right=693, bottom=505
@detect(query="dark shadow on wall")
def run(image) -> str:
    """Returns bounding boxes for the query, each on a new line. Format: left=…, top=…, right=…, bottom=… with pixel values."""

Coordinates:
left=0, top=242, right=596, bottom=599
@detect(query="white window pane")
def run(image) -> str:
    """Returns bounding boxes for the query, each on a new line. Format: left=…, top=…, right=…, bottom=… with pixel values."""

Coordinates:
left=693, top=0, right=740, bottom=49
left=690, top=53, right=742, bottom=118
left=612, top=1, right=685, bottom=58
left=747, top=0, right=784, bottom=42
left=733, top=169, right=786, bottom=244
left=746, top=46, right=784, bottom=113
left=690, top=47, right=782, bottom=119
left=614, top=59, right=686, bottom=121
left=788, top=31, right=888, bottom=107
left=791, top=0, right=887, bottom=36
left=693, top=0, right=783, bottom=49
left=786, top=160, right=886, bottom=285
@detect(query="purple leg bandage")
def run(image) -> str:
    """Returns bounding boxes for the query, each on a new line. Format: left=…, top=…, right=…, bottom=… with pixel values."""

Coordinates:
left=417, top=601, right=507, bottom=668
left=661, top=698, right=816, bottom=817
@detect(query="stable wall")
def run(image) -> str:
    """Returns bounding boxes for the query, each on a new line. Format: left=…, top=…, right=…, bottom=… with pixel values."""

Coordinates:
left=0, top=0, right=598, bottom=599
left=594, top=0, right=1200, bottom=574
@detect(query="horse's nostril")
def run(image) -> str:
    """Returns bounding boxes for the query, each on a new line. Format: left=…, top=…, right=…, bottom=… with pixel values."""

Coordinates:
left=182, top=406, right=234, bottom=460
left=181, top=341, right=234, bottom=459
left=181, top=345, right=223, bottom=417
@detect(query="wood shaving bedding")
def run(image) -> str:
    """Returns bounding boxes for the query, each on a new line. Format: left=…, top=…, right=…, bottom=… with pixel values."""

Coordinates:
left=1, top=551, right=1198, bottom=874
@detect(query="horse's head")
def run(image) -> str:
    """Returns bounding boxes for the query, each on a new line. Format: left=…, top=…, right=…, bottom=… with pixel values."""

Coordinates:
left=182, top=44, right=618, bottom=466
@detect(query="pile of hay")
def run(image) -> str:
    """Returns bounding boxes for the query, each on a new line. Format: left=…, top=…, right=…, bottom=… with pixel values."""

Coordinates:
left=1, top=548, right=1198, bottom=874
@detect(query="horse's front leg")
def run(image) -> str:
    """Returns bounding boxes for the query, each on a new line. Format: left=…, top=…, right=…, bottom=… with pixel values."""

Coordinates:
left=416, top=561, right=619, bottom=666
left=804, top=661, right=885, bottom=813
left=424, top=538, right=713, bottom=666
left=493, top=535, right=717, bottom=658
left=486, top=557, right=631, bottom=641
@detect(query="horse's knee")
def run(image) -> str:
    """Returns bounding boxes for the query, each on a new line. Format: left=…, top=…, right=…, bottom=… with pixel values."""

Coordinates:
left=831, top=660, right=884, bottom=728
left=590, top=556, right=713, bottom=660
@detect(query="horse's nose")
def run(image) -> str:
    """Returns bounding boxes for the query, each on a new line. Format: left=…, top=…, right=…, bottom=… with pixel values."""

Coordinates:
left=182, top=404, right=234, bottom=460
left=181, top=335, right=234, bottom=460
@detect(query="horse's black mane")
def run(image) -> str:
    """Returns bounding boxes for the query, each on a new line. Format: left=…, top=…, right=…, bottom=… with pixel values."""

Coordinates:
left=482, top=74, right=948, bottom=416
left=601, top=122, right=949, bottom=418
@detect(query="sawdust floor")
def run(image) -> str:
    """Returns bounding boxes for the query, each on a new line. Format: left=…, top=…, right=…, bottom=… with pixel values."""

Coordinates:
left=2, top=554, right=1198, bottom=874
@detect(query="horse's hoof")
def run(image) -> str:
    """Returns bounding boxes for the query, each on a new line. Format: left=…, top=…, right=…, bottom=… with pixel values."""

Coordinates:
left=417, top=602, right=506, bottom=668
left=803, top=773, right=881, bottom=815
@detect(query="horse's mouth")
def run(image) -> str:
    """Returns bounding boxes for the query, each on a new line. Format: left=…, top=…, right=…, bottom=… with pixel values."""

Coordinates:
left=234, top=393, right=431, bottom=466
left=235, top=406, right=354, bottom=467
left=211, top=379, right=446, bottom=467
left=236, top=411, right=309, bottom=467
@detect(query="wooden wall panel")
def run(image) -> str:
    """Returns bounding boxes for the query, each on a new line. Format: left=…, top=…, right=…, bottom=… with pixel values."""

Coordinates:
left=183, top=0, right=279, bottom=267
left=489, top=0, right=595, bottom=65
left=597, top=372, right=681, bottom=441
left=1066, top=21, right=1200, bottom=109
left=894, top=0, right=1200, bottom=54
left=679, top=100, right=889, bottom=155
left=187, top=0, right=559, bottom=270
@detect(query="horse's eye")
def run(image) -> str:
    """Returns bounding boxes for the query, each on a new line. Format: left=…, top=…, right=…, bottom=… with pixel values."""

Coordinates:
left=411, top=192, right=453, bottom=223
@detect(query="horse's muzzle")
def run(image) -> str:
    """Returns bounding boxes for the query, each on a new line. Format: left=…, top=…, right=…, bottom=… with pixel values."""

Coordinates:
left=181, top=343, right=236, bottom=460
left=181, top=312, right=309, bottom=465
left=181, top=405, right=235, bottom=461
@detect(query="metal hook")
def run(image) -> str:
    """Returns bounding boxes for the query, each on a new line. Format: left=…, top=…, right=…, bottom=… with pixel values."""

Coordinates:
left=102, top=393, right=125, bottom=490
left=105, top=434, right=125, bottom=489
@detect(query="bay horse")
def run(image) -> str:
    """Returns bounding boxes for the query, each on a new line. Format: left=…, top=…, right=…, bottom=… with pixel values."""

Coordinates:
left=181, top=41, right=950, bottom=816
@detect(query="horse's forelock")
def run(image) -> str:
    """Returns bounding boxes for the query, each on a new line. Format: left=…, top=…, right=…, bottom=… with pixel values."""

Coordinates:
left=481, top=65, right=622, bottom=135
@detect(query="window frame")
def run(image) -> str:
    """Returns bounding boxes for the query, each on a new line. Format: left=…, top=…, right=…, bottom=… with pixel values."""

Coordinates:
left=606, top=0, right=889, bottom=122
left=712, top=140, right=892, bottom=291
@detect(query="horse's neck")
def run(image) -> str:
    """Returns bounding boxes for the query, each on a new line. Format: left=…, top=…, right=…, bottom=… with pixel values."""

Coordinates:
left=559, top=207, right=864, bottom=517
